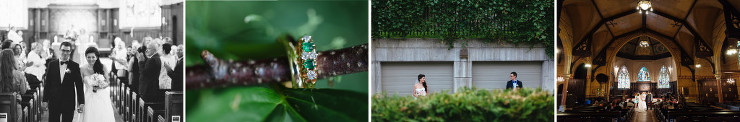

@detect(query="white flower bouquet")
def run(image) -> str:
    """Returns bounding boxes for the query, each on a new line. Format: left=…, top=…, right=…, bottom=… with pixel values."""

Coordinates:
left=85, top=74, right=109, bottom=92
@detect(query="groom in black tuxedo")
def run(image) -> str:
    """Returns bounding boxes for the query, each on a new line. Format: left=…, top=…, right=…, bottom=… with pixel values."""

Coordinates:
left=505, top=72, right=523, bottom=89
left=646, top=93, right=653, bottom=110
left=43, top=42, right=85, bottom=122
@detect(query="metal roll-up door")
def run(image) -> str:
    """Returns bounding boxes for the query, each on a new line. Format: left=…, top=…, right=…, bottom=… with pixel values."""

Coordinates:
left=472, top=61, right=542, bottom=90
left=380, top=62, right=454, bottom=96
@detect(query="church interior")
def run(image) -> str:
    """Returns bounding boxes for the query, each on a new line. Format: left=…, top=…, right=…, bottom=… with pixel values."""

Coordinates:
left=0, top=0, right=183, bottom=121
left=557, top=0, right=740, bottom=121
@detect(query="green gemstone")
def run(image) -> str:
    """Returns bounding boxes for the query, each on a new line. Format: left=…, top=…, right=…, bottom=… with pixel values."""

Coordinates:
left=303, top=59, right=315, bottom=70
left=302, top=42, right=314, bottom=52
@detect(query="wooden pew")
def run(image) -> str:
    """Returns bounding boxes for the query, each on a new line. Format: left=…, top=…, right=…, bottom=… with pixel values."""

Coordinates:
left=128, top=91, right=136, bottom=122
left=141, top=97, right=164, bottom=122
left=34, top=88, right=41, bottom=121
left=164, top=91, right=182, bottom=122
left=147, top=105, right=165, bottom=122
left=115, top=81, right=123, bottom=111
left=121, top=86, right=128, bottom=115
left=23, top=99, right=32, bottom=122
left=139, top=98, right=146, bottom=122
left=111, top=80, right=117, bottom=108
left=557, top=109, right=630, bottom=122
left=663, top=111, right=740, bottom=122
left=158, top=115, right=166, bottom=122
left=117, top=81, right=124, bottom=112
left=0, top=93, right=19, bottom=122
left=32, top=91, right=39, bottom=122
left=20, top=90, right=35, bottom=122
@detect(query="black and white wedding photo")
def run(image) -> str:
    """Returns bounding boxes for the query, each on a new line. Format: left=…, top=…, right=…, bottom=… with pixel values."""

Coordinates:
left=0, top=0, right=183, bottom=122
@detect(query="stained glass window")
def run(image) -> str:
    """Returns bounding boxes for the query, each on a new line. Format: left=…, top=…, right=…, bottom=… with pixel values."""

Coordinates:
left=658, top=65, right=670, bottom=88
left=638, top=66, right=650, bottom=81
left=618, top=65, right=630, bottom=89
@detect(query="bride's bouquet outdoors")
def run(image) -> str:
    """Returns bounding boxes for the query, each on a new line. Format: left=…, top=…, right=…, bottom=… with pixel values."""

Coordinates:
left=85, top=74, right=108, bottom=92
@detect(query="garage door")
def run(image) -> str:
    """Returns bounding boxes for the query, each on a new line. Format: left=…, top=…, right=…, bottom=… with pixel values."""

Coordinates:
left=472, top=61, right=542, bottom=90
left=381, top=62, right=454, bottom=96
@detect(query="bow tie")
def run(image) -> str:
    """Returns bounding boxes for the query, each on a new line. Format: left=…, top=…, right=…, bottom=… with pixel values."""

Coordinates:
left=61, top=61, right=70, bottom=65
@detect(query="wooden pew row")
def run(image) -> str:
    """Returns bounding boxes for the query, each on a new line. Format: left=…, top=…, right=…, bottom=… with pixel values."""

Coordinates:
left=164, top=91, right=182, bottom=122
left=557, top=111, right=629, bottom=122
left=0, top=93, right=20, bottom=122
left=20, top=89, right=36, bottom=122
left=662, top=111, right=740, bottom=122
left=132, top=91, right=183, bottom=122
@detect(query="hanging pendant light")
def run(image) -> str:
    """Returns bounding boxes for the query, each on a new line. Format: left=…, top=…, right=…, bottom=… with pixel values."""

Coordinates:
left=639, top=37, right=650, bottom=47
left=637, top=0, right=652, bottom=15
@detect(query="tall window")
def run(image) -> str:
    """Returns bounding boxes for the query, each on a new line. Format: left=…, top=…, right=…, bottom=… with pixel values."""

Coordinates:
left=658, top=65, right=670, bottom=88
left=618, top=65, right=630, bottom=89
left=638, top=66, right=650, bottom=81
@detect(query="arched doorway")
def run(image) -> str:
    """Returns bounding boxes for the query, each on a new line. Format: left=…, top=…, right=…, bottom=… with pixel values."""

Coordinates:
left=566, top=63, right=588, bottom=106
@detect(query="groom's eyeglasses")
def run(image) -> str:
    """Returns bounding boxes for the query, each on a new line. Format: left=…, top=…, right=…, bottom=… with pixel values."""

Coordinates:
left=61, top=49, right=72, bottom=53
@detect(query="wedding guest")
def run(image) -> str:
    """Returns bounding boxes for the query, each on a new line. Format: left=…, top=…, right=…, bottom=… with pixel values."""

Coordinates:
left=0, top=40, right=12, bottom=49
left=0, top=49, right=29, bottom=94
left=177, top=45, right=184, bottom=59
left=41, top=39, right=51, bottom=59
left=12, top=42, right=27, bottom=67
left=155, top=40, right=173, bottom=90
left=412, top=74, right=428, bottom=97
left=0, top=49, right=27, bottom=122
left=161, top=43, right=177, bottom=71
left=140, top=40, right=164, bottom=103
left=110, top=37, right=128, bottom=81
left=25, top=42, right=47, bottom=80
left=171, top=59, right=183, bottom=91
left=506, top=72, right=523, bottom=89
left=128, top=44, right=145, bottom=92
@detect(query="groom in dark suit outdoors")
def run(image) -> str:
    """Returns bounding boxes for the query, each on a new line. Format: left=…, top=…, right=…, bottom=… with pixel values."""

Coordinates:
left=506, top=72, right=523, bottom=89
left=43, top=42, right=85, bottom=122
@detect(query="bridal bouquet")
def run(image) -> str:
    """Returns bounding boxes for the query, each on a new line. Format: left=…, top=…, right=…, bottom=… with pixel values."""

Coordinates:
left=86, top=74, right=109, bottom=92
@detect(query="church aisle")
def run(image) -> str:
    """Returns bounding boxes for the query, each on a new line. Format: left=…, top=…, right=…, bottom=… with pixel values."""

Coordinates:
left=37, top=98, right=125, bottom=122
left=632, top=109, right=658, bottom=122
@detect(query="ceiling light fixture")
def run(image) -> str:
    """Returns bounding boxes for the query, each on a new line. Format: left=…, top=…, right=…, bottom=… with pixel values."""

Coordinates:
left=637, top=0, right=653, bottom=15
left=639, top=37, right=650, bottom=47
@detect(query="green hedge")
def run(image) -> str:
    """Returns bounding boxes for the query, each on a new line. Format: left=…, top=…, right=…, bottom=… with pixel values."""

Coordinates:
left=371, top=0, right=554, bottom=58
left=372, top=88, right=554, bottom=122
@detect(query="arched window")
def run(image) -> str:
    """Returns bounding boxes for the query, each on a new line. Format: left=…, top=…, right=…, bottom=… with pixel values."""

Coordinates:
left=618, top=65, right=630, bottom=89
left=658, top=65, right=670, bottom=88
left=638, top=66, right=650, bottom=81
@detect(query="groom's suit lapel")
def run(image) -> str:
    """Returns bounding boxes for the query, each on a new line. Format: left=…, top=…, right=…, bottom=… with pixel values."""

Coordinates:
left=62, top=62, right=77, bottom=85
left=50, top=60, right=63, bottom=84
left=58, top=61, right=74, bottom=84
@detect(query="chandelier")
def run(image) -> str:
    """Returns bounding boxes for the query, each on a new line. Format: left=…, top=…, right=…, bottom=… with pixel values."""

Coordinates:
left=728, top=78, right=736, bottom=84
left=637, top=0, right=653, bottom=14
left=639, top=37, right=649, bottom=47
left=557, top=76, right=565, bottom=82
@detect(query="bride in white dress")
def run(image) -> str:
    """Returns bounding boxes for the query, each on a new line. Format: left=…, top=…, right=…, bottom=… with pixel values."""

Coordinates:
left=635, top=92, right=647, bottom=112
left=77, top=46, right=116, bottom=122
left=413, top=74, right=428, bottom=97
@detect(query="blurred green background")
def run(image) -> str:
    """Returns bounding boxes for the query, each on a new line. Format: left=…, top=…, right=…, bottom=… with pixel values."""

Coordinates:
left=185, top=0, right=368, bottom=121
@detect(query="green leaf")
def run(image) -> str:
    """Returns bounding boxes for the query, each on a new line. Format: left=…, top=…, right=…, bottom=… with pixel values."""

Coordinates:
left=188, top=85, right=368, bottom=122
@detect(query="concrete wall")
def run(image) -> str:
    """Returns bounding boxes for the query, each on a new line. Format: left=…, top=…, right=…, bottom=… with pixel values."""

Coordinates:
left=372, top=39, right=554, bottom=94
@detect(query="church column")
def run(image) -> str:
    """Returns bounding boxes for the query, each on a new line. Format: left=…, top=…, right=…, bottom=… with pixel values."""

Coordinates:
left=716, top=74, right=724, bottom=103
left=559, top=48, right=573, bottom=112
left=559, top=74, right=571, bottom=112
